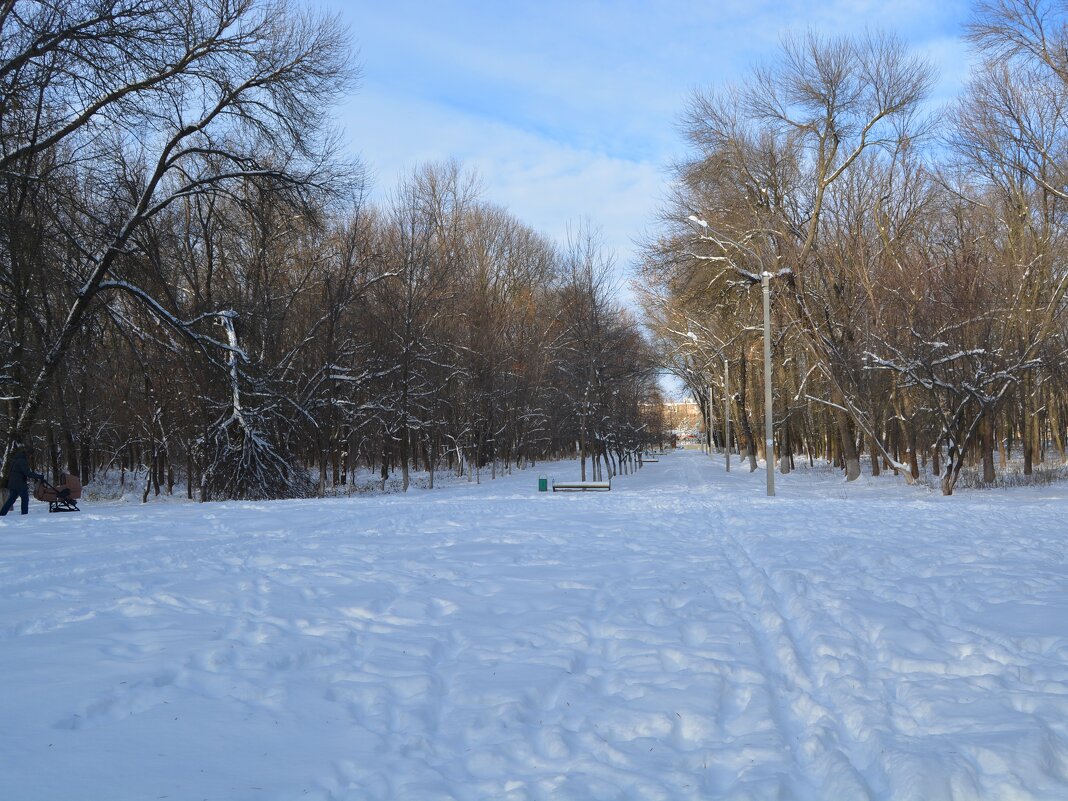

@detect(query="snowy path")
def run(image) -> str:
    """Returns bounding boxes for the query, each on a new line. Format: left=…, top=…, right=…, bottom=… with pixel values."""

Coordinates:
left=3, top=452, right=1068, bottom=800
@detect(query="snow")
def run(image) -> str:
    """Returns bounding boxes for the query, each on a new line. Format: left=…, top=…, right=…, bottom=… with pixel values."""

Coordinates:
left=3, top=451, right=1068, bottom=800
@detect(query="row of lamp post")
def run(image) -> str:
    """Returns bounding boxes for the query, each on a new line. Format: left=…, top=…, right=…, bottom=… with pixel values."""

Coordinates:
left=686, top=215, right=777, bottom=497
left=700, top=348, right=729, bottom=474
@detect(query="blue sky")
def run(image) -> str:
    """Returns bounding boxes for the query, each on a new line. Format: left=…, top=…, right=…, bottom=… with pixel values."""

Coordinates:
left=319, top=0, right=972, bottom=293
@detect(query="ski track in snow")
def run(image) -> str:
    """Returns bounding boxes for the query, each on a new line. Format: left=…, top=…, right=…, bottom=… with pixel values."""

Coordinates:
left=3, top=452, right=1068, bottom=800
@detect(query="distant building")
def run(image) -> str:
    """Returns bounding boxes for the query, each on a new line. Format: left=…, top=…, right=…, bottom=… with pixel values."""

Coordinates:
left=638, top=399, right=706, bottom=440
left=662, top=401, right=703, bottom=434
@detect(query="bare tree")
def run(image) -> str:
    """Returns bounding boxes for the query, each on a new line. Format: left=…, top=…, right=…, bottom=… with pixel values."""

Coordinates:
left=1, top=0, right=354, bottom=485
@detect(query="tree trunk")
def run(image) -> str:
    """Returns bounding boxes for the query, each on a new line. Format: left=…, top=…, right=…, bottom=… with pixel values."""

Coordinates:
left=1023, top=404, right=1034, bottom=476
left=1052, top=400, right=1068, bottom=463
left=1035, top=410, right=1045, bottom=466
left=893, top=395, right=920, bottom=480
left=736, top=353, right=758, bottom=471
left=63, top=429, right=79, bottom=478
left=80, top=440, right=92, bottom=484
left=141, top=462, right=152, bottom=504
left=835, top=408, right=861, bottom=481
left=941, top=460, right=961, bottom=496
left=779, top=421, right=792, bottom=474
left=981, top=410, right=996, bottom=484
left=1046, top=401, right=1063, bottom=463
left=47, top=429, right=60, bottom=482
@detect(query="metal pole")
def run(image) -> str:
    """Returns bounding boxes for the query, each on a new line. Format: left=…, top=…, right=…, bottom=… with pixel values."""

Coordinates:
left=724, top=358, right=730, bottom=473
left=761, top=271, right=775, bottom=497
left=707, top=385, right=714, bottom=455
left=704, top=392, right=709, bottom=454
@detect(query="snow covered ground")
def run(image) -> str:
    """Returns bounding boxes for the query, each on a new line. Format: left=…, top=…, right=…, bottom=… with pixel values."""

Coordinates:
left=3, top=451, right=1068, bottom=801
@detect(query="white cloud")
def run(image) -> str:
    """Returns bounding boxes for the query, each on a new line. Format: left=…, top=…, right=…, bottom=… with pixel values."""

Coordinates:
left=339, top=89, right=665, bottom=301
left=330, top=0, right=975, bottom=308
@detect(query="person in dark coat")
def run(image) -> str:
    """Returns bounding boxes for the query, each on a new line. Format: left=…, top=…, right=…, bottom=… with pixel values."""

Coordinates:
left=0, top=446, right=45, bottom=516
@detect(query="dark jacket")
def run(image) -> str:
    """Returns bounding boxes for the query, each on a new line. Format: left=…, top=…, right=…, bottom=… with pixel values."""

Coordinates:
left=6, top=452, right=44, bottom=490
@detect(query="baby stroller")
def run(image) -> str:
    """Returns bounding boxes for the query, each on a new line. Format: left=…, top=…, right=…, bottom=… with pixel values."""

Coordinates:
left=33, top=473, right=82, bottom=513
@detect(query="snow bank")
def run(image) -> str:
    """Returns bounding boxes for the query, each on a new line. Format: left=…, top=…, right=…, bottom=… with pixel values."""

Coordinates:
left=2, top=452, right=1067, bottom=800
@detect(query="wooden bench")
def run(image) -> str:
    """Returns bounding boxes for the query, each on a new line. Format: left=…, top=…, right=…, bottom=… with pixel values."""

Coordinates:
left=643, top=456, right=659, bottom=463
left=552, top=479, right=611, bottom=492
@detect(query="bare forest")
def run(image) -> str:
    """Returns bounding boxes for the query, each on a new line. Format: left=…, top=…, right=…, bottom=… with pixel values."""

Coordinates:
left=0, top=0, right=661, bottom=500
left=641, top=0, right=1068, bottom=495
left=9, top=0, right=1067, bottom=503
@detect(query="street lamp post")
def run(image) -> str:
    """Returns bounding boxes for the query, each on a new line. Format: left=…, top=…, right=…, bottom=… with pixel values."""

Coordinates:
left=707, top=385, right=713, bottom=455
left=724, top=358, right=730, bottom=473
left=761, top=271, right=775, bottom=497
left=701, top=351, right=732, bottom=472
left=684, top=213, right=777, bottom=491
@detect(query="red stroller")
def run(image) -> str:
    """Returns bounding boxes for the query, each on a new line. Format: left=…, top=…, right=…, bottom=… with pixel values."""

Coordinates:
left=34, top=474, right=82, bottom=513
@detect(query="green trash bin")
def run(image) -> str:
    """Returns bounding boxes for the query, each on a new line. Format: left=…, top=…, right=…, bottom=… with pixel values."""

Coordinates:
left=538, top=474, right=548, bottom=492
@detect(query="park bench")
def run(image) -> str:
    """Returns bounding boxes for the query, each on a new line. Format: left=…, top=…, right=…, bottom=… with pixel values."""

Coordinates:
left=552, top=478, right=611, bottom=492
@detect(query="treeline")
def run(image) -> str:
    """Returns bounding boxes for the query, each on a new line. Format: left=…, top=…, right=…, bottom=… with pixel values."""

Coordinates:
left=0, top=0, right=661, bottom=499
left=641, top=0, right=1068, bottom=495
